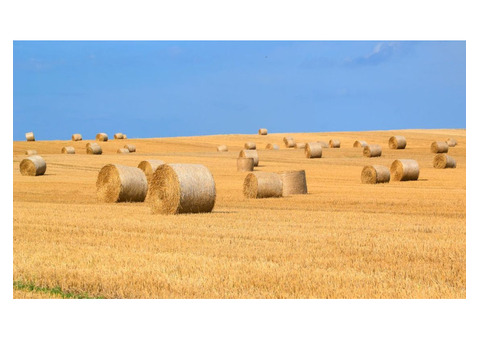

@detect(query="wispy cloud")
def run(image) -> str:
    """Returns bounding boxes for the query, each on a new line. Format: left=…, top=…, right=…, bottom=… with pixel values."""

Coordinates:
left=342, top=42, right=400, bottom=67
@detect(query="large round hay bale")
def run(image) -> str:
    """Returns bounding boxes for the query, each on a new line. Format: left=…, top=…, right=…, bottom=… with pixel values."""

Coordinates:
left=388, top=136, right=407, bottom=149
left=361, top=165, right=390, bottom=184
left=446, top=138, right=457, bottom=147
left=316, top=141, right=329, bottom=148
left=305, top=142, right=322, bottom=158
left=329, top=139, right=340, bottom=148
left=138, top=160, right=166, bottom=181
left=25, top=132, right=35, bottom=141
left=19, top=155, right=46, bottom=176
left=124, top=144, right=136, bottom=152
left=243, top=172, right=283, bottom=198
left=265, top=143, right=279, bottom=150
left=258, top=128, right=268, bottom=135
left=237, top=157, right=254, bottom=172
left=114, top=133, right=124, bottom=139
left=96, top=133, right=108, bottom=142
left=149, top=164, right=216, bottom=214
left=363, top=144, right=382, bottom=157
left=86, top=144, right=102, bottom=155
left=61, top=146, right=75, bottom=154
left=217, top=145, right=228, bottom=152
left=72, top=134, right=82, bottom=141
left=390, top=159, right=420, bottom=181
left=96, top=164, right=148, bottom=203
left=117, top=148, right=130, bottom=154
left=353, top=140, right=368, bottom=148
left=244, top=142, right=256, bottom=150
left=25, top=150, right=37, bottom=156
left=239, top=149, right=259, bottom=166
left=431, top=141, right=449, bottom=153
left=283, top=137, right=295, bottom=148
left=433, top=154, right=457, bottom=169
left=278, top=170, right=307, bottom=196
left=295, top=143, right=306, bottom=149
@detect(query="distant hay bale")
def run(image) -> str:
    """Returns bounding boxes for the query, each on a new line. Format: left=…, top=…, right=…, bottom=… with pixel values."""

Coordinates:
left=244, top=142, right=256, bottom=150
left=363, top=144, right=382, bottom=157
left=25, top=132, right=35, bottom=142
left=258, top=128, right=268, bottom=135
left=329, top=139, right=340, bottom=148
left=237, top=157, right=254, bottom=172
left=295, top=143, right=306, bottom=149
left=305, top=142, right=322, bottom=158
left=72, top=134, right=82, bottom=141
left=86, top=142, right=99, bottom=148
left=388, top=136, right=407, bottom=149
left=86, top=144, right=102, bottom=155
left=239, top=149, right=259, bottom=166
left=446, top=138, right=457, bottom=147
left=124, top=144, right=136, bottom=152
left=138, top=160, right=166, bottom=181
left=96, top=164, right=148, bottom=203
left=316, top=141, right=329, bottom=148
left=283, top=137, right=295, bottom=148
left=96, top=133, right=108, bottom=142
left=361, top=165, right=390, bottom=184
left=278, top=170, right=308, bottom=196
left=430, top=141, right=449, bottom=153
left=25, top=150, right=37, bottom=156
left=117, top=148, right=130, bottom=154
left=390, top=159, right=420, bottom=181
left=265, top=143, right=279, bottom=150
left=149, top=164, right=216, bottom=214
left=243, top=172, right=283, bottom=198
left=217, top=145, right=228, bottom=152
left=353, top=140, right=368, bottom=148
left=123, top=134, right=127, bottom=139
left=61, top=146, right=75, bottom=154
left=433, top=154, right=457, bottom=169
left=114, top=133, right=124, bottom=139
left=19, top=155, right=46, bottom=176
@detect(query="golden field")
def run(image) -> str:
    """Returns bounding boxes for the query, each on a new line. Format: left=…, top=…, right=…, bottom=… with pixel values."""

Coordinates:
left=13, top=129, right=466, bottom=299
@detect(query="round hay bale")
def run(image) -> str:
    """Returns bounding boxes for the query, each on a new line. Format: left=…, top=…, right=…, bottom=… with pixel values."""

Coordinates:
left=278, top=170, right=308, bottom=196
left=388, top=136, right=407, bottom=149
left=72, top=134, right=82, bottom=141
left=316, top=141, right=329, bottom=148
left=237, top=157, right=254, bottom=172
left=265, top=143, right=279, bottom=150
left=124, top=144, right=136, bottom=153
left=305, top=142, right=322, bottom=158
left=19, top=155, right=46, bottom=176
left=138, top=160, right=166, bottom=181
left=283, top=137, right=295, bottom=148
left=363, top=144, right=382, bottom=157
left=117, top=148, right=130, bottom=154
left=361, top=165, right=390, bottom=184
left=433, top=154, right=457, bottom=169
left=217, top=145, right=228, bottom=152
left=390, top=159, right=420, bottom=181
left=329, top=139, right=340, bottom=148
left=243, top=172, right=283, bottom=199
left=96, top=164, right=148, bottom=203
left=61, top=146, right=75, bottom=154
left=86, top=142, right=99, bottom=148
left=96, top=133, right=108, bottom=142
left=25, top=150, right=37, bottom=156
left=353, top=140, right=368, bottom=148
left=446, top=138, right=457, bottom=147
left=258, top=128, right=268, bottom=135
left=239, top=149, right=259, bottom=166
left=149, top=164, right=216, bottom=214
left=123, top=134, right=127, bottom=139
left=114, top=133, right=124, bottom=139
left=86, top=144, right=102, bottom=155
left=431, top=141, right=449, bottom=153
left=25, top=132, right=35, bottom=142
left=295, top=143, right=306, bottom=149
left=244, top=142, right=256, bottom=150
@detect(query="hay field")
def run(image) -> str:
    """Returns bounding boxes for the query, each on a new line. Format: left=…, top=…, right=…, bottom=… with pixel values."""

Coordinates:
left=13, top=129, right=466, bottom=299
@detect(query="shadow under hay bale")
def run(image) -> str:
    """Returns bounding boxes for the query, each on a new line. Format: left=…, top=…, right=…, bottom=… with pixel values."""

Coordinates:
left=243, top=172, right=283, bottom=198
left=20, top=155, right=46, bottom=176
left=361, top=165, right=390, bottom=184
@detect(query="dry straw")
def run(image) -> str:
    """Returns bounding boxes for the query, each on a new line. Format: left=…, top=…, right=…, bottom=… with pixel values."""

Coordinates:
left=388, top=136, right=407, bottom=149
left=295, top=143, right=306, bottom=149
left=61, top=146, right=75, bottom=154
left=446, top=138, right=457, bottom=147
left=353, top=140, right=368, bottom=148
left=363, top=144, right=382, bottom=157
left=86, top=144, right=102, bottom=155
left=96, top=164, right=148, bottom=203
left=149, top=164, right=216, bottom=214
left=265, top=143, right=279, bottom=150
left=244, top=142, right=256, bottom=150
left=19, top=155, right=46, bottom=176
left=278, top=170, right=308, bottom=196
left=390, top=159, right=420, bottom=181
left=305, top=142, right=322, bottom=158
left=329, top=139, right=341, bottom=148
left=243, top=172, right=283, bottom=198
left=283, top=137, right=296, bottom=148
left=237, top=157, right=254, bottom=172
left=138, top=160, right=166, bottom=181
left=431, top=141, right=449, bottom=153
left=124, top=144, right=136, bottom=152
left=217, top=145, right=228, bottom=152
left=25, top=150, right=37, bottom=156
left=316, top=141, right=329, bottom=148
left=114, top=133, right=124, bottom=139
left=239, top=149, right=259, bottom=166
left=117, top=148, right=130, bottom=154
left=96, top=133, right=108, bottom=142
left=433, top=154, right=457, bottom=169
left=361, top=165, right=390, bottom=184
left=258, top=128, right=268, bottom=135
left=25, top=132, right=35, bottom=142
left=72, top=134, right=83, bottom=141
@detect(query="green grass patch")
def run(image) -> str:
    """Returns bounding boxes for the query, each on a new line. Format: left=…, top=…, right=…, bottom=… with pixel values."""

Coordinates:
left=13, top=280, right=105, bottom=299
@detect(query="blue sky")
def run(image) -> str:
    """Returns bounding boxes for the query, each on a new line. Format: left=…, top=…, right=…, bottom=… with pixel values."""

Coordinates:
left=13, top=41, right=465, bottom=141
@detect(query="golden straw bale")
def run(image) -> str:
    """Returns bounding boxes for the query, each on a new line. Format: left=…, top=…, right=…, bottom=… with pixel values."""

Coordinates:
left=243, top=172, right=283, bottom=198
left=19, top=155, right=46, bottom=176
left=283, top=137, right=296, bottom=148
left=390, top=159, right=420, bottom=181
left=244, top=142, right=256, bottom=150
left=433, top=154, right=457, bottom=169
left=217, top=145, right=228, bottom=152
left=353, top=140, right=368, bottom=147
left=124, top=144, right=136, bottom=152
left=123, top=134, right=127, bottom=139
left=363, top=144, right=382, bottom=157
left=388, top=136, right=407, bottom=149
left=114, top=133, right=124, bottom=139
left=96, top=164, right=148, bottom=203
left=237, top=157, right=254, bottom=172
left=117, top=148, right=130, bottom=154
left=305, top=142, right=322, bottom=158
left=96, top=133, right=108, bottom=142
left=278, top=170, right=308, bottom=196
left=25, top=132, right=35, bottom=141
left=71, top=134, right=82, bottom=141
left=86, top=144, right=102, bottom=154
left=316, top=141, right=329, bottom=148
left=86, top=142, right=99, bottom=148
left=138, top=160, right=166, bottom=181
left=430, top=141, right=449, bottom=153
left=446, top=138, right=457, bottom=147
left=329, top=139, right=340, bottom=148
left=61, top=146, right=75, bottom=154
left=239, top=149, right=259, bottom=166
left=25, top=150, right=37, bottom=156
left=258, top=128, right=268, bottom=135
left=295, top=143, right=306, bottom=149
left=265, top=143, right=280, bottom=150
left=361, top=165, right=390, bottom=184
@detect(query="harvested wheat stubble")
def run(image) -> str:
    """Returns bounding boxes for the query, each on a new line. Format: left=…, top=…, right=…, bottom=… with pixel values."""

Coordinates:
left=278, top=170, right=308, bottom=196
left=25, top=150, right=37, bottom=156
left=390, top=159, right=420, bottom=181
left=96, top=133, right=108, bottom=142
left=96, top=164, right=148, bottom=203
left=389, top=136, right=407, bottom=149
left=258, top=128, right=268, bottom=135
left=243, top=172, right=283, bottom=198
left=124, top=144, right=136, bottom=152
left=361, top=165, right=390, bottom=184
left=71, top=134, right=82, bottom=141
left=237, top=157, right=254, bottom=172
left=305, top=142, right=322, bottom=158
left=217, top=145, right=228, bottom=152
left=283, top=137, right=296, bottom=148
left=431, top=141, right=449, bottom=153
left=239, top=149, right=259, bottom=166
left=329, top=139, right=341, bottom=148
left=138, top=160, right=166, bottom=181
left=265, top=143, right=279, bottom=150
left=446, top=138, right=457, bottom=147
left=434, top=154, right=457, bottom=169
left=86, top=144, right=102, bottom=155
left=295, top=143, right=306, bottom=149
left=25, top=132, right=35, bottom=142
left=316, top=141, right=329, bottom=148
left=19, top=155, right=46, bottom=176
left=149, top=164, right=216, bottom=214
left=114, top=133, right=124, bottom=139
left=363, top=144, right=382, bottom=157
left=117, top=148, right=130, bottom=154
left=244, top=142, right=256, bottom=150
left=353, top=140, right=368, bottom=148
left=61, top=146, right=75, bottom=154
